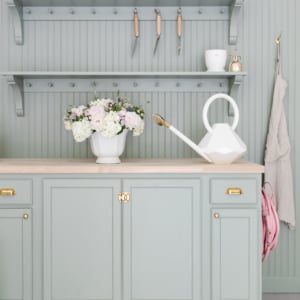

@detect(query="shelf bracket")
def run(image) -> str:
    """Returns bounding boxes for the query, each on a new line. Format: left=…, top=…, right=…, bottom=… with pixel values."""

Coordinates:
left=229, top=0, right=244, bottom=45
left=5, top=75, right=24, bottom=116
left=228, top=74, right=243, bottom=116
left=7, top=0, right=24, bottom=45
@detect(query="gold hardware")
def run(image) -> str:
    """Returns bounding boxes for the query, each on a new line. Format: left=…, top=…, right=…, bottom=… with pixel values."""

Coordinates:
left=226, top=188, right=243, bottom=195
left=23, top=213, right=29, bottom=220
left=0, top=188, right=16, bottom=196
left=152, top=114, right=171, bottom=128
left=214, top=213, right=220, bottom=219
left=118, top=192, right=130, bottom=203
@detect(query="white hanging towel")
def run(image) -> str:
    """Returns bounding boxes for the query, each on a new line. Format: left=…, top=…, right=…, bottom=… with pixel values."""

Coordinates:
left=264, top=45, right=295, bottom=229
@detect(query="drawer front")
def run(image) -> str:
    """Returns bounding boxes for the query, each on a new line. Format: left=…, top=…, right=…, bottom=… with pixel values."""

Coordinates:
left=210, top=178, right=258, bottom=204
left=0, top=179, right=33, bottom=205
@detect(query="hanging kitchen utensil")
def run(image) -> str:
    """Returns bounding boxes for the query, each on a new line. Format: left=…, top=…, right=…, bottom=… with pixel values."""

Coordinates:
left=153, top=8, right=161, bottom=55
left=132, top=8, right=139, bottom=57
left=152, top=93, right=247, bottom=164
left=177, top=7, right=182, bottom=55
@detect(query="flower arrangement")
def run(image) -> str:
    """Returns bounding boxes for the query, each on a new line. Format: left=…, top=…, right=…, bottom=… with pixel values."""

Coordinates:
left=64, top=94, right=144, bottom=142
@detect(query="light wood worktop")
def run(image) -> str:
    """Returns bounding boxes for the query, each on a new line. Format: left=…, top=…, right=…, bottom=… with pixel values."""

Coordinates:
left=0, top=158, right=264, bottom=174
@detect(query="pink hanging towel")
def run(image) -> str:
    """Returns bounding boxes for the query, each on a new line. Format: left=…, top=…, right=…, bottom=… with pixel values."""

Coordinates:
left=262, top=183, right=280, bottom=262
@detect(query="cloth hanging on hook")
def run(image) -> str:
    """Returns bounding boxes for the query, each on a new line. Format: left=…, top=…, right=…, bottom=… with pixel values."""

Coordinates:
left=264, top=39, right=295, bottom=229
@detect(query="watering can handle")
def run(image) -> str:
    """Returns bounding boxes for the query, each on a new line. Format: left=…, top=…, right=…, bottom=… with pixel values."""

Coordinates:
left=202, top=93, right=239, bottom=133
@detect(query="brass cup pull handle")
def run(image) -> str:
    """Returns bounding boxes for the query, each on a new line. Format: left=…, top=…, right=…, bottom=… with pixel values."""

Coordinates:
left=226, top=188, right=243, bottom=195
left=0, top=188, right=16, bottom=196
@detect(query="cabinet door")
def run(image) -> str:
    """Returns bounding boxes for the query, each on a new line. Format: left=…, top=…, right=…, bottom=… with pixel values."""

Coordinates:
left=43, top=179, right=121, bottom=300
left=123, top=179, right=201, bottom=300
left=211, top=209, right=260, bottom=300
left=0, top=209, right=32, bottom=300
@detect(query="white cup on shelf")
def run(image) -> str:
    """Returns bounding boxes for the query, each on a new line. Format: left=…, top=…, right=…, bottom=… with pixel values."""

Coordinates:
left=205, top=49, right=227, bottom=72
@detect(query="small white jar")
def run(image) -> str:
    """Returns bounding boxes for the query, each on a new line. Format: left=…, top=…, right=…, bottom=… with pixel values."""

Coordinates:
left=205, top=49, right=227, bottom=72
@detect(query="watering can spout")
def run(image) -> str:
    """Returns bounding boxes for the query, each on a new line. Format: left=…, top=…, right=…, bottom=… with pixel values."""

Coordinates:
left=152, top=114, right=212, bottom=162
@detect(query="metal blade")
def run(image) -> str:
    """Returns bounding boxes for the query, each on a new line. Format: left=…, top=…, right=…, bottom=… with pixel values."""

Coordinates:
left=132, top=38, right=138, bottom=57
left=153, top=37, right=160, bottom=55
left=177, top=36, right=181, bottom=55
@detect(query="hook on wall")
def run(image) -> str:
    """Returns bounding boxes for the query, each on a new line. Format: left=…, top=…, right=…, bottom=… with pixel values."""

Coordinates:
left=275, top=32, right=282, bottom=63
left=276, top=32, right=282, bottom=45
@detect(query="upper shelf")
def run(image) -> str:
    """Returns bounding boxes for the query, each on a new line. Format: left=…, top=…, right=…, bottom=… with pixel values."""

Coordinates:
left=2, top=71, right=246, bottom=78
left=15, top=1, right=242, bottom=7
left=2, top=71, right=246, bottom=116
left=7, top=0, right=244, bottom=45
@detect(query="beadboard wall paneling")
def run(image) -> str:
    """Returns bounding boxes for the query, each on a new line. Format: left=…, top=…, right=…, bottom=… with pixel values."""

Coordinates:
left=0, top=0, right=300, bottom=293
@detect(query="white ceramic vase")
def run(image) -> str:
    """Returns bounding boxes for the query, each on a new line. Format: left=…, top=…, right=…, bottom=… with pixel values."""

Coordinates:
left=205, top=49, right=227, bottom=72
left=90, top=130, right=128, bottom=164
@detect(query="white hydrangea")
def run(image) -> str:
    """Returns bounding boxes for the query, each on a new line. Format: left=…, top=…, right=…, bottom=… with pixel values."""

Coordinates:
left=64, top=120, right=72, bottom=130
left=133, top=119, right=145, bottom=136
left=100, top=111, right=122, bottom=137
left=71, top=119, right=92, bottom=142
left=90, top=98, right=113, bottom=109
left=71, top=105, right=87, bottom=116
left=125, top=112, right=144, bottom=136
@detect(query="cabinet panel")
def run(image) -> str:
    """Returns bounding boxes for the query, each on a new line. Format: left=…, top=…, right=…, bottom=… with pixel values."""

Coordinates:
left=43, top=179, right=121, bottom=300
left=210, top=178, right=257, bottom=204
left=0, top=209, right=32, bottom=300
left=211, top=209, right=261, bottom=300
left=123, top=179, right=201, bottom=300
left=0, top=179, right=32, bottom=205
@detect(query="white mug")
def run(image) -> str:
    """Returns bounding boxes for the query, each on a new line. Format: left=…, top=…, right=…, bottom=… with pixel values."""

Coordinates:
left=205, top=49, right=227, bottom=72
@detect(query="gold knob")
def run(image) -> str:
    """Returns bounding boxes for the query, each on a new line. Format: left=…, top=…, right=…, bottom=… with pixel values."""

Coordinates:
left=118, top=192, right=130, bottom=203
left=23, top=213, right=29, bottom=220
left=214, top=213, right=220, bottom=219
left=226, top=188, right=243, bottom=195
left=0, top=188, right=16, bottom=196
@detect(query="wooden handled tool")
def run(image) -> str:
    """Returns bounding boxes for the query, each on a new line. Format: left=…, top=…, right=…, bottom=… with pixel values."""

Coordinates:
left=153, top=9, right=161, bottom=55
left=132, top=8, right=139, bottom=57
left=177, top=8, right=182, bottom=55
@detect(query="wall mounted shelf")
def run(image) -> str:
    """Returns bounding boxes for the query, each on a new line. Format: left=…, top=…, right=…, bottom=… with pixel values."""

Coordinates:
left=7, top=0, right=244, bottom=45
left=2, top=71, right=245, bottom=117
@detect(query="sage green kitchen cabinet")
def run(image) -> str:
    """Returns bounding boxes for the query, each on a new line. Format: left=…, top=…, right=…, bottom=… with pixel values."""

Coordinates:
left=211, top=208, right=260, bottom=300
left=43, top=179, right=122, bottom=300
left=122, top=179, right=201, bottom=300
left=43, top=177, right=202, bottom=300
left=209, top=176, right=261, bottom=300
left=0, top=209, right=32, bottom=300
left=0, top=160, right=263, bottom=300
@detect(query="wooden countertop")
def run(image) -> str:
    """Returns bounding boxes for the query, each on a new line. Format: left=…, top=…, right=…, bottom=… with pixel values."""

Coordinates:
left=0, top=158, right=264, bottom=174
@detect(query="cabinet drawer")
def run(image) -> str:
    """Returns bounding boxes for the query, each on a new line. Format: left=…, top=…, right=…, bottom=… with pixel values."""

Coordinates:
left=210, top=178, right=258, bottom=204
left=0, top=179, right=32, bottom=205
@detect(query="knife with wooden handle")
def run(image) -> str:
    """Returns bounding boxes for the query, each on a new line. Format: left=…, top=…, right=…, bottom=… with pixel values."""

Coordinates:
left=153, top=9, right=161, bottom=55
left=132, top=8, right=139, bottom=57
left=177, top=8, right=182, bottom=55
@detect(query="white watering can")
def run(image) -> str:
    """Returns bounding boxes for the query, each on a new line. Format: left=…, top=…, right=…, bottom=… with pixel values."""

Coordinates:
left=152, top=93, right=247, bottom=164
